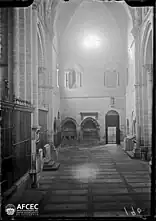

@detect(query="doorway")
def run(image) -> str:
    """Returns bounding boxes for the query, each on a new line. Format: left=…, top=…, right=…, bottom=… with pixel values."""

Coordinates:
left=105, top=110, right=120, bottom=144
left=107, top=127, right=116, bottom=143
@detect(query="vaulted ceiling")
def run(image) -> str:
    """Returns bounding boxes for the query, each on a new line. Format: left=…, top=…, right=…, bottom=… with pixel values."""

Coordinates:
left=35, top=0, right=136, bottom=43
left=53, top=0, right=135, bottom=41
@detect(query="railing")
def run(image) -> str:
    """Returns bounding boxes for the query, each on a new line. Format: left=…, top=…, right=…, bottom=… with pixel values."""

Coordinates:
left=1, top=100, right=32, bottom=193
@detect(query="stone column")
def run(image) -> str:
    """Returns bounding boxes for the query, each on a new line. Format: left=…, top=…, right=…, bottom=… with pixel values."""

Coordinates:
left=31, top=3, right=40, bottom=188
left=12, top=8, right=20, bottom=98
left=0, top=9, right=9, bottom=100
left=25, top=7, right=32, bottom=102
left=131, top=24, right=141, bottom=158
left=31, top=4, right=39, bottom=129
left=19, top=8, right=26, bottom=100
left=141, top=65, right=149, bottom=160
left=146, top=64, right=153, bottom=160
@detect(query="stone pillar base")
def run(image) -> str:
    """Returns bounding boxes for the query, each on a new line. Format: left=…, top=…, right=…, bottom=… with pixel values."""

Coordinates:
left=140, top=146, right=149, bottom=161
left=44, top=144, right=51, bottom=163
left=133, top=144, right=141, bottom=158
left=147, top=150, right=152, bottom=161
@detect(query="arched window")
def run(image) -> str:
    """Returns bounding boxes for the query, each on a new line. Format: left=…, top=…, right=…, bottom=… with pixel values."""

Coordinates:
left=64, top=69, right=82, bottom=89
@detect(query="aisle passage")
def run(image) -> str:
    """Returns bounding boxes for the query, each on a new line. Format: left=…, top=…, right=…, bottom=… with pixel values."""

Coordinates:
left=38, top=145, right=150, bottom=217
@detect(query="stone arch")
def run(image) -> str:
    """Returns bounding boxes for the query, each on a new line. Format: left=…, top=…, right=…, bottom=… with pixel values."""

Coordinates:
left=37, top=21, right=46, bottom=67
left=56, top=1, right=135, bottom=42
left=106, top=110, right=119, bottom=116
left=37, top=34, right=43, bottom=67
left=81, top=117, right=100, bottom=130
left=141, top=21, right=152, bottom=66
left=144, top=30, right=152, bottom=65
left=80, top=117, right=100, bottom=141
left=61, top=117, right=78, bottom=129
left=61, top=117, right=77, bottom=144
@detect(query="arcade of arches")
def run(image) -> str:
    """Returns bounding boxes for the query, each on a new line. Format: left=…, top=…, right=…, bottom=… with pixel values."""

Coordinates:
left=0, top=0, right=153, bottom=171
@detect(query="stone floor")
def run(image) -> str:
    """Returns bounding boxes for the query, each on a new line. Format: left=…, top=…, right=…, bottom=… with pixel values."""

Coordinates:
left=5, top=144, right=151, bottom=218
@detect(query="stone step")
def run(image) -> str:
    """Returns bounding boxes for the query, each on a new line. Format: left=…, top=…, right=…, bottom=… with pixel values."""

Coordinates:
left=42, top=203, right=87, bottom=213
left=43, top=162, right=60, bottom=171
left=126, top=151, right=135, bottom=158
left=39, top=213, right=87, bottom=217
left=44, top=159, right=52, bottom=165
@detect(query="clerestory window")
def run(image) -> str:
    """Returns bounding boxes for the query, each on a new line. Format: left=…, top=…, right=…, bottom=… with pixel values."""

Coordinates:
left=64, top=69, right=82, bottom=89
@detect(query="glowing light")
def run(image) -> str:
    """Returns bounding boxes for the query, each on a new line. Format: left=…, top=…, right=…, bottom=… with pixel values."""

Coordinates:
left=71, top=163, right=99, bottom=183
left=83, top=34, right=101, bottom=49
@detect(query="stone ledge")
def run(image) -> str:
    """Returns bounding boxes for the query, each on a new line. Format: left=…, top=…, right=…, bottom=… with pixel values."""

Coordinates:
left=3, top=172, right=31, bottom=203
left=126, top=151, right=135, bottom=159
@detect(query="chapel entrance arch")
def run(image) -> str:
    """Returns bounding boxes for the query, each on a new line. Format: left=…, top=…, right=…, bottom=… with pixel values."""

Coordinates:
left=105, top=110, right=120, bottom=144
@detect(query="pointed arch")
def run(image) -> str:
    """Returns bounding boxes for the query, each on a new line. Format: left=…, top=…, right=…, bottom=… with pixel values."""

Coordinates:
left=37, top=20, right=46, bottom=67
left=61, top=117, right=77, bottom=144
left=81, top=117, right=100, bottom=129
left=106, top=110, right=119, bottom=116
left=61, top=117, right=77, bottom=128
left=141, top=21, right=152, bottom=65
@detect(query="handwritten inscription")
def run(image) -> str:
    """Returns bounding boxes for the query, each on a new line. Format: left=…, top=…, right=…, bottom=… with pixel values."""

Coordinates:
left=124, top=207, right=143, bottom=216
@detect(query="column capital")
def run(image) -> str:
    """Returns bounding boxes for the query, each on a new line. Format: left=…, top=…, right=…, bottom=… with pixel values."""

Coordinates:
left=131, top=26, right=140, bottom=39
left=32, top=0, right=42, bottom=10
